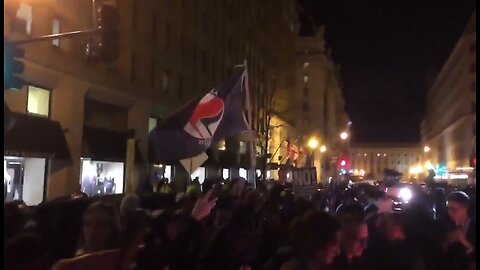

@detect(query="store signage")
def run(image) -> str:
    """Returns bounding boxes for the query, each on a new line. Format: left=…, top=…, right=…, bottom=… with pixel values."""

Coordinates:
left=434, top=173, right=469, bottom=180
left=292, top=167, right=317, bottom=200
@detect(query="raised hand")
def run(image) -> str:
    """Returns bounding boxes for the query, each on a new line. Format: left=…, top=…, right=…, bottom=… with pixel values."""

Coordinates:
left=192, top=189, right=218, bottom=221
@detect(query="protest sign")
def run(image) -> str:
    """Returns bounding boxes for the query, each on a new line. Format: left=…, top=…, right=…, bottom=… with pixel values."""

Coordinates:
left=292, top=167, right=317, bottom=200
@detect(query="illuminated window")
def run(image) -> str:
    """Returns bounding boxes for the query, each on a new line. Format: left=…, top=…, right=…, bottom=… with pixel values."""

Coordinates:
left=52, top=18, right=60, bottom=47
left=16, top=3, right=32, bottom=35
left=222, top=169, right=229, bottom=179
left=303, top=62, right=309, bottom=69
left=303, top=75, right=309, bottom=83
left=148, top=117, right=157, bottom=133
left=218, top=140, right=226, bottom=151
left=239, top=141, right=247, bottom=154
left=27, top=86, right=50, bottom=117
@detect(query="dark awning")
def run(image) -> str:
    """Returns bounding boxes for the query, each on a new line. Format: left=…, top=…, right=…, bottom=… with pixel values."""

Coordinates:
left=82, top=126, right=143, bottom=164
left=4, top=112, right=71, bottom=160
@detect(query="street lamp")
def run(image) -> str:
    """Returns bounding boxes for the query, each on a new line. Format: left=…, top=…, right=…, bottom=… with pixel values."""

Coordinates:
left=340, top=131, right=349, bottom=140
left=424, top=146, right=431, bottom=153
left=320, top=145, right=327, bottom=153
left=307, top=137, right=319, bottom=150
left=307, top=137, right=319, bottom=168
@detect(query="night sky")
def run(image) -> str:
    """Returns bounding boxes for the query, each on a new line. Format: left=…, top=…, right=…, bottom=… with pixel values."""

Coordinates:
left=299, top=0, right=476, bottom=144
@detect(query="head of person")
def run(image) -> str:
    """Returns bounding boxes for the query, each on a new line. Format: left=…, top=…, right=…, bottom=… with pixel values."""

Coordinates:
left=378, top=213, right=405, bottom=242
left=120, top=194, right=140, bottom=220
left=339, top=217, right=369, bottom=261
left=5, top=232, right=51, bottom=270
left=292, top=211, right=341, bottom=266
left=446, top=191, right=470, bottom=225
left=79, top=201, right=121, bottom=254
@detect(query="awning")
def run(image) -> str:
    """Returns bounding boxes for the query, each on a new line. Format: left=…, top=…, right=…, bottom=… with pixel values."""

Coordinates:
left=82, top=126, right=143, bottom=163
left=4, top=112, right=71, bottom=160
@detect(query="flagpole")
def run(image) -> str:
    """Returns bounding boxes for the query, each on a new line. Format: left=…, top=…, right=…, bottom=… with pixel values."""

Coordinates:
left=243, top=60, right=257, bottom=187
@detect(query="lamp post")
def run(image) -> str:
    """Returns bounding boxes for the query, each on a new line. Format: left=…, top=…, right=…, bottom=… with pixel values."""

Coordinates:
left=307, top=137, right=319, bottom=167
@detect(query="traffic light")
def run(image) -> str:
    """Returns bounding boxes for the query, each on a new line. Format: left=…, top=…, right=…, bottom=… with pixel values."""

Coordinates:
left=4, top=40, right=25, bottom=90
left=339, top=155, right=349, bottom=167
left=97, top=3, right=119, bottom=63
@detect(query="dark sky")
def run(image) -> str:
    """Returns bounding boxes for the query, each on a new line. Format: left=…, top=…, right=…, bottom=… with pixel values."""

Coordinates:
left=298, top=0, right=476, bottom=144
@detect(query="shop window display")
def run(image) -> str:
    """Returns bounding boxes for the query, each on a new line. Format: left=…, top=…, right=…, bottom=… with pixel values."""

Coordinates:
left=4, top=157, right=46, bottom=205
left=191, top=167, right=206, bottom=184
left=239, top=168, right=247, bottom=179
left=80, top=159, right=124, bottom=196
left=222, top=168, right=230, bottom=180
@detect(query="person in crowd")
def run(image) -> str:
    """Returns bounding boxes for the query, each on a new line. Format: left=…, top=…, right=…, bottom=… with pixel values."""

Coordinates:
left=332, top=217, right=369, bottom=269
left=4, top=231, right=53, bottom=270
left=277, top=211, right=342, bottom=270
left=75, top=201, right=122, bottom=256
left=199, top=205, right=258, bottom=270
left=4, top=201, right=28, bottom=242
left=120, top=194, right=140, bottom=224
left=365, top=212, right=422, bottom=270
left=442, top=191, right=476, bottom=269
left=446, top=191, right=476, bottom=251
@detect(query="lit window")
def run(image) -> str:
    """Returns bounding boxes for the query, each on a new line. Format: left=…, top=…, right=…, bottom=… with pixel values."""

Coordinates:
left=239, top=141, right=247, bottom=154
left=148, top=117, right=157, bottom=133
left=303, top=75, right=309, bottom=83
left=16, top=3, right=33, bottom=35
left=303, top=62, right=309, bottom=69
left=52, top=19, right=60, bottom=46
left=218, top=140, right=226, bottom=151
left=27, top=86, right=50, bottom=117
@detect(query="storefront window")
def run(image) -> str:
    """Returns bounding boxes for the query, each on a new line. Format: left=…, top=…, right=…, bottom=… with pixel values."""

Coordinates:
left=191, top=167, right=206, bottom=184
left=222, top=168, right=229, bottom=180
left=4, top=157, right=46, bottom=205
left=80, top=159, right=124, bottom=196
left=239, top=168, right=247, bottom=179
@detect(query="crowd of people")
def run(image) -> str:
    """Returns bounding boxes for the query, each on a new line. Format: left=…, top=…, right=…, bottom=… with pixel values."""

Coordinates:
left=4, top=176, right=477, bottom=270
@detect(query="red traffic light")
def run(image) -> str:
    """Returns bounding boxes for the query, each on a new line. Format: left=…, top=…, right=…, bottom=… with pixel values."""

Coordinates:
left=340, top=159, right=346, bottom=166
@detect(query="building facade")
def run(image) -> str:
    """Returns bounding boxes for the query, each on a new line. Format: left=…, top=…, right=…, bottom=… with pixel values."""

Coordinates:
left=350, top=144, right=423, bottom=180
left=295, top=26, right=349, bottom=181
left=421, top=11, right=476, bottom=178
left=4, top=0, right=298, bottom=204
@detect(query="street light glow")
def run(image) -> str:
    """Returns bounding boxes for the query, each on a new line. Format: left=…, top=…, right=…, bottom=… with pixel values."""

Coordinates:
left=320, top=145, right=327, bottom=153
left=340, top=131, right=349, bottom=140
left=424, top=146, right=431, bottom=153
left=307, top=137, right=319, bottom=149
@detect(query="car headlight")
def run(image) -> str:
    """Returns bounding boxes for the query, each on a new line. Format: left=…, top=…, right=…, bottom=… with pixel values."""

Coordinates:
left=399, top=188, right=412, bottom=202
